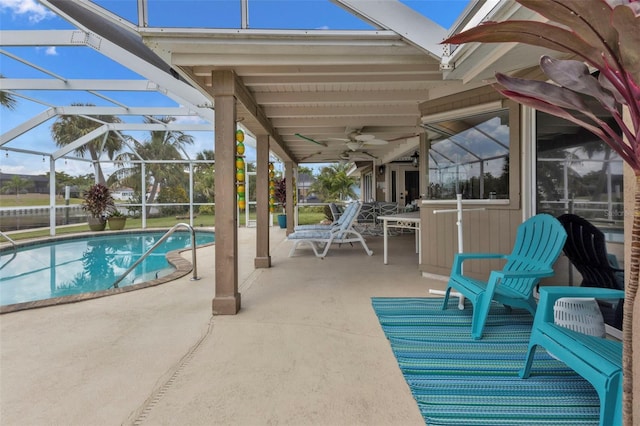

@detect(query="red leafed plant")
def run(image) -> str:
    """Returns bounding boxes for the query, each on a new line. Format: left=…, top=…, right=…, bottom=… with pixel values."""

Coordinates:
left=442, top=1, right=639, bottom=422
left=82, top=183, right=114, bottom=219
left=274, top=177, right=286, bottom=212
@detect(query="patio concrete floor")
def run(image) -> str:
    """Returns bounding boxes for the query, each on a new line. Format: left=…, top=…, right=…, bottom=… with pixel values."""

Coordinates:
left=1, top=227, right=448, bottom=425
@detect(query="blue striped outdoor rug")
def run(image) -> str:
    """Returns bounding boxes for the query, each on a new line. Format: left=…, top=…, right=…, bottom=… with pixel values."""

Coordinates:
left=372, top=297, right=600, bottom=425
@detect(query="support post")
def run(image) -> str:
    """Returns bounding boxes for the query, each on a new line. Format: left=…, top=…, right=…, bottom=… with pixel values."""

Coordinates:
left=211, top=70, right=241, bottom=315
left=255, top=134, right=271, bottom=268
left=48, top=156, right=56, bottom=236
left=284, top=161, right=294, bottom=235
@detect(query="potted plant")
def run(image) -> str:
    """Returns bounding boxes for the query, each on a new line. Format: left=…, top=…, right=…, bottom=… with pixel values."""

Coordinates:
left=274, top=177, right=287, bottom=229
left=107, top=208, right=127, bottom=230
left=82, top=183, right=114, bottom=231
left=441, top=0, right=640, bottom=419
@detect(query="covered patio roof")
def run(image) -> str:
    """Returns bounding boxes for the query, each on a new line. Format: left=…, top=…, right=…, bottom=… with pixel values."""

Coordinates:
left=135, top=0, right=468, bottom=165
left=2, top=0, right=556, bottom=168
left=25, top=0, right=497, bottom=167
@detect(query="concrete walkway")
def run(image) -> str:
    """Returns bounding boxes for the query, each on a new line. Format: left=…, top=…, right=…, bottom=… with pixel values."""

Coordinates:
left=1, top=227, right=447, bottom=425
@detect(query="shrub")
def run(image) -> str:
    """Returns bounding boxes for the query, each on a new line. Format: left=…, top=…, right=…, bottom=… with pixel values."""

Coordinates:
left=81, top=183, right=114, bottom=219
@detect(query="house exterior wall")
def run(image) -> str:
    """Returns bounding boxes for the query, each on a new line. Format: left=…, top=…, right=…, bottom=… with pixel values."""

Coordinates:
left=417, top=86, right=556, bottom=281
left=420, top=206, right=523, bottom=278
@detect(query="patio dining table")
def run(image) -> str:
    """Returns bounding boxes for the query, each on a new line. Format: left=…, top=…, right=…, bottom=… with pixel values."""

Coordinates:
left=377, top=210, right=421, bottom=265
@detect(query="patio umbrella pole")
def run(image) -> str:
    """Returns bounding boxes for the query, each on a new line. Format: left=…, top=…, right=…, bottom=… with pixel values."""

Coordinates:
left=430, top=194, right=485, bottom=309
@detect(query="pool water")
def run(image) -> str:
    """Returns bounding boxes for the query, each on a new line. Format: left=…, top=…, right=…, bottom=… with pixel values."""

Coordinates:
left=0, top=231, right=214, bottom=306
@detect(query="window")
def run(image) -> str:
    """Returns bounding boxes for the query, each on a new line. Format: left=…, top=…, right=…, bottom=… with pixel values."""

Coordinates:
left=424, top=108, right=510, bottom=200
left=362, top=171, right=373, bottom=202
left=536, top=111, right=624, bottom=235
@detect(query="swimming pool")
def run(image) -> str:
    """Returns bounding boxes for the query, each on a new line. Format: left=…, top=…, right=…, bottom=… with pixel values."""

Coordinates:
left=0, top=230, right=214, bottom=311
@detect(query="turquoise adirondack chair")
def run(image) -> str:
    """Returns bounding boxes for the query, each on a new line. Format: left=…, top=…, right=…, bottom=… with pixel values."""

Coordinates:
left=442, top=214, right=567, bottom=339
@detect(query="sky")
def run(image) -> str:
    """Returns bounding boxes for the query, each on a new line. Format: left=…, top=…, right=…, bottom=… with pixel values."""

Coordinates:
left=0, top=0, right=471, bottom=177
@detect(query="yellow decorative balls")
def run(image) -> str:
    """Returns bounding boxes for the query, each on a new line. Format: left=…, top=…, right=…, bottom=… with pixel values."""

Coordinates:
left=236, top=157, right=245, bottom=170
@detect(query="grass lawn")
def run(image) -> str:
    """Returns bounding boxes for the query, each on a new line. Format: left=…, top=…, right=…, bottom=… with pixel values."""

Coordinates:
left=1, top=193, right=328, bottom=241
left=0, top=193, right=83, bottom=207
left=3, top=211, right=327, bottom=242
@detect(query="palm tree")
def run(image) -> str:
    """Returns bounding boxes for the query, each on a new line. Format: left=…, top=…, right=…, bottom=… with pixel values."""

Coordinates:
left=442, top=1, right=639, bottom=422
left=50, top=103, right=123, bottom=185
left=311, top=163, right=358, bottom=201
left=114, top=116, right=194, bottom=214
left=1, top=175, right=33, bottom=197
left=194, top=149, right=215, bottom=203
left=0, top=74, right=17, bottom=110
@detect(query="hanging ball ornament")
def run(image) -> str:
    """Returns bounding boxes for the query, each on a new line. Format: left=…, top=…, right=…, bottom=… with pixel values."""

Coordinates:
left=236, top=130, right=245, bottom=157
left=236, top=168, right=245, bottom=182
left=236, top=157, right=245, bottom=170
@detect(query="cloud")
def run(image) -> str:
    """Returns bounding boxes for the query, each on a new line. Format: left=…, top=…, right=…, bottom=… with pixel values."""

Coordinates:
left=32, top=46, right=58, bottom=56
left=173, top=115, right=209, bottom=125
left=0, top=0, right=55, bottom=23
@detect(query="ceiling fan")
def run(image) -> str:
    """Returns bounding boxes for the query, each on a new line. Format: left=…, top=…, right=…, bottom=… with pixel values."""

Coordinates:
left=295, top=130, right=388, bottom=151
left=330, top=131, right=388, bottom=151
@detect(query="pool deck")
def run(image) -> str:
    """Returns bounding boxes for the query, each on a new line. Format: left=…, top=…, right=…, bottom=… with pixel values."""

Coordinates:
left=0, top=226, right=447, bottom=425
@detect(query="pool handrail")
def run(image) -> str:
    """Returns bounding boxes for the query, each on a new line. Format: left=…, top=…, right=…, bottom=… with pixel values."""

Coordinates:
left=110, top=223, right=200, bottom=289
left=0, top=231, right=18, bottom=271
left=0, top=231, right=17, bottom=250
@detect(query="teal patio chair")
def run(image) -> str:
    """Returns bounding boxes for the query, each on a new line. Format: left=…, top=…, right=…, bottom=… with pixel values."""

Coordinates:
left=442, top=214, right=567, bottom=339
left=520, top=286, right=624, bottom=426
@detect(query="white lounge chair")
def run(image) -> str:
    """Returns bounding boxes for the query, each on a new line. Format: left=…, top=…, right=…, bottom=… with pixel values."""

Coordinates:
left=287, top=201, right=373, bottom=258
left=293, top=202, right=356, bottom=232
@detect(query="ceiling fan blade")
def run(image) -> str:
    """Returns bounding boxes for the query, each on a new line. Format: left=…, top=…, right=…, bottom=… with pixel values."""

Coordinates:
left=345, top=141, right=361, bottom=151
left=386, top=133, right=421, bottom=142
left=294, top=133, right=327, bottom=147
left=362, top=151, right=378, bottom=159
left=354, top=134, right=375, bottom=142
left=352, top=133, right=388, bottom=145
left=364, top=138, right=388, bottom=145
left=299, top=151, right=322, bottom=161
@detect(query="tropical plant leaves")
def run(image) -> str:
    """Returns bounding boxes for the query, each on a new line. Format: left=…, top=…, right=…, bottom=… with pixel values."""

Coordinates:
left=539, top=56, right=617, bottom=111
left=443, top=0, right=640, bottom=170
left=443, top=20, right=606, bottom=70
left=518, top=0, right=619, bottom=68
left=495, top=73, right=589, bottom=112
left=494, top=84, right=637, bottom=165
left=612, top=4, right=640, bottom=84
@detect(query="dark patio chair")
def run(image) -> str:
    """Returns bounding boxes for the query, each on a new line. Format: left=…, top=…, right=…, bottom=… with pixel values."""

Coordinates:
left=329, top=203, right=343, bottom=222
left=355, top=202, right=378, bottom=235
left=442, top=213, right=567, bottom=339
left=557, top=213, right=624, bottom=329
